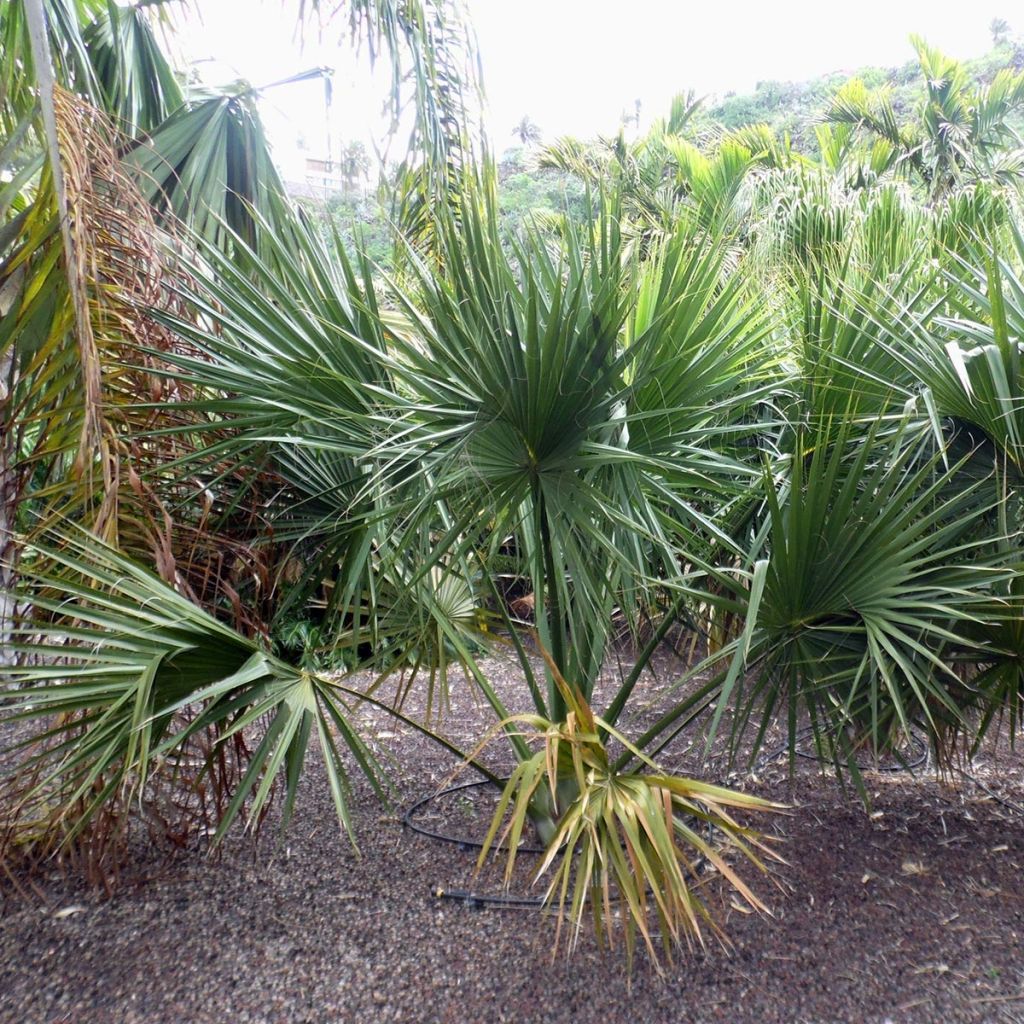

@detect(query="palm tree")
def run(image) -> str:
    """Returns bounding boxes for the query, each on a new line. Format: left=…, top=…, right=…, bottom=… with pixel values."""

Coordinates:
left=0, top=0, right=484, bottom=798
left=513, top=114, right=541, bottom=147
left=991, top=17, right=1011, bottom=47
left=824, top=37, right=1024, bottom=199
left=338, top=139, right=371, bottom=189
left=540, top=93, right=797, bottom=245
left=1, top=0, right=778, bottom=967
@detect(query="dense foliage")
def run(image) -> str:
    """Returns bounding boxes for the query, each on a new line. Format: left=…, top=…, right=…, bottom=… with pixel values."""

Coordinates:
left=2, top=0, right=1023, bottom=970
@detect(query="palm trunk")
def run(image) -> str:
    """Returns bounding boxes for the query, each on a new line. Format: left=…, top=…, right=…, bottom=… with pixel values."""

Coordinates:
left=1, top=0, right=64, bottom=673
left=0, top=346, right=18, bottom=671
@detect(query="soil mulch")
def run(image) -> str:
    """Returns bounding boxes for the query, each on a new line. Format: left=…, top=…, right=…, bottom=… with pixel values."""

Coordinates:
left=2, top=650, right=1024, bottom=1024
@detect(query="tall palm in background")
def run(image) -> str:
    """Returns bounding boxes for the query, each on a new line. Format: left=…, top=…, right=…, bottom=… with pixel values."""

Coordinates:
left=513, top=114, right=541, bottom=146
left=824, top=37, right=1024, bottom=198
left=990, top=17, right=1012, bottom=48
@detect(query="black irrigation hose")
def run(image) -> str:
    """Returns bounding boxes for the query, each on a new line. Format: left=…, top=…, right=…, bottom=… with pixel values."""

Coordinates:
left=403, top=773, right=730, bottom=912
left=404, top=777, right=712, bottom=911
left=402, top=777, right=548, bottom=855
left=753, top=724, right=930, bottom=775
left=403, top=777, right=553, bottom=909
left=432, top=886, right=548, bottom=909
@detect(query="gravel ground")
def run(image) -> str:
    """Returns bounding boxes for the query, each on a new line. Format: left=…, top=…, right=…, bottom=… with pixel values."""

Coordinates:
left=2, top=651, right=1024, bottom=1024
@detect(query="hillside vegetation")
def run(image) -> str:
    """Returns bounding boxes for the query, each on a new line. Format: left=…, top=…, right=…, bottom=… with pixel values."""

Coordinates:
left=320, top=32, right=1024, bottom=249
left=697, top=34, right=1024, bottom=149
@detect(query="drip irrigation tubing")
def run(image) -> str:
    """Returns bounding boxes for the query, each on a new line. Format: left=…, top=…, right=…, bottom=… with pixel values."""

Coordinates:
left=403, top=776, right=554, bottom=909
left=432, top=886, right=548, bottom=909
left=753, top=724, right=930, bottom=774
left=402, top=776, right=547, bottom=855
left=404, top=776, right=714, bottom=911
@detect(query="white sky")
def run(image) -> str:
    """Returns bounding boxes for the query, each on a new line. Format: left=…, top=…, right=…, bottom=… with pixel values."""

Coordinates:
left=174, top=0, right=1006, bottom=178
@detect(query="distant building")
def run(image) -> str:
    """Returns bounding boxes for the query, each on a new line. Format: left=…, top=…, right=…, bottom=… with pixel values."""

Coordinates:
left=284, top=157, right=349, bottom=199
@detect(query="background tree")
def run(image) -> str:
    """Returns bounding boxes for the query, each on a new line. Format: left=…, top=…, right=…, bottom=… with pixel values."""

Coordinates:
left=513, top=114, right=541, bottom=147
left=990, top=17, right=1011, bottom=47
left=338, top=139, right=371, bottom=190
left=824, top=36, right=1024, bottom=198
